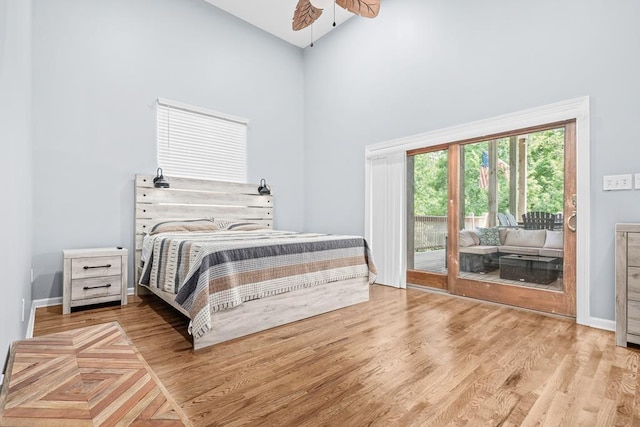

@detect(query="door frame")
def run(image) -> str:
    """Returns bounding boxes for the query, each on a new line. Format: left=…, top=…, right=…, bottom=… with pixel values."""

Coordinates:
left=446, top=121, right=576, bottom=316
left=365, top=97, right=591, bottom=325
left=405, top=146, right=450, bottom=291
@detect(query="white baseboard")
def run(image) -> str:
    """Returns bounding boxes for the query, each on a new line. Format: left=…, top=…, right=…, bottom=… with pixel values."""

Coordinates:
left=585, top=316, right=615, bottom=332
left=26, top=302, right=36, bottom=338
left=32, top=296, right=62, bottom=309
left=26, top=297, right=61, bottom=338
left=25, top=288, right=135, bottom=339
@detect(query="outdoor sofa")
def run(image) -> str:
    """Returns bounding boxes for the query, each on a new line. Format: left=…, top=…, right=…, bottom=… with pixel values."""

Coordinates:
left=458, top=228, right=563, bottom=273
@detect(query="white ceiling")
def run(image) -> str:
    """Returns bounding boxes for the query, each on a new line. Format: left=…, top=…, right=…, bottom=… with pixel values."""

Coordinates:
left=204, top=0, right=355, bottom=48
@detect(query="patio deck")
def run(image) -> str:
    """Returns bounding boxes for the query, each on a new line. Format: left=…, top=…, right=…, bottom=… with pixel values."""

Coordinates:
left=414, top=249, right=446, bottom=273
left=412, top=250, right=562, bottom=291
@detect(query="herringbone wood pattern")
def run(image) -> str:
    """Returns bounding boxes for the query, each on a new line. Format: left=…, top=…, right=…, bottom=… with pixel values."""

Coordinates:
left=0, top=322, right=190, bottom=426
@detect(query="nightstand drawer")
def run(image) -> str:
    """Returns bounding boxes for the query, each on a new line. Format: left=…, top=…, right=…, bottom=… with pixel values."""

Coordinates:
left=71, top=256, right=122, bottom=279
left=71, top=275, right=122, bottom=300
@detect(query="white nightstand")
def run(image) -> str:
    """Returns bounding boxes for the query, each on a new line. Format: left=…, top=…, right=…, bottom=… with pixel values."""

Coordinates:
left=62, top=247, right=128, bottom=314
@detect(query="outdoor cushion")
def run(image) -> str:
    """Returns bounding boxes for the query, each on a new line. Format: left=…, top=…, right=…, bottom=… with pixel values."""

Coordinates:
left=539, top=248, right=563, bottom=258
left=459, top=230, right=478, bottom=247
left=544, top=230, right=563, bottom=249
left=499, top=245, right=540, bottom=256
left=477, top=227, right=501, bottom=246
left=499, top=228, right=509, bottom=245
left=503, top=229, right=546, bottom=248
left=459, top=245, right=498, bottom=255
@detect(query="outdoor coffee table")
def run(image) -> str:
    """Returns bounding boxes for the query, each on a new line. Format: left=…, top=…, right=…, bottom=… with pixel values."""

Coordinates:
left=499, top=254, right=559, bottom=285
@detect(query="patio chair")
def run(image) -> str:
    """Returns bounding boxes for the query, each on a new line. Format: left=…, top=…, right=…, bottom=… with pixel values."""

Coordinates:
left=497, top=213, right=509, bottom=227
left=554, top=213, right=564, bottom=230
left=522, top=211, right=555, bottom=230
left=498, top=212, right=519, bottom=228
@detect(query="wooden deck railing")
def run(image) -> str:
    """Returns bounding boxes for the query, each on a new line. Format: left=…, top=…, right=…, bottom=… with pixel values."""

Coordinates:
left=414, top=216, right=447, bottom=250
left=414, top=214, right=487, bottom=251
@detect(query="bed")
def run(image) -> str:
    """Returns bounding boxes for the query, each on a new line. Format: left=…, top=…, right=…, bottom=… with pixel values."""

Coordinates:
left=134, top=174, right=376, bottom=350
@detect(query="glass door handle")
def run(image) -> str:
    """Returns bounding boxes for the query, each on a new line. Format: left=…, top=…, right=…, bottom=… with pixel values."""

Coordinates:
left=567, top=211, right=577, bottom=232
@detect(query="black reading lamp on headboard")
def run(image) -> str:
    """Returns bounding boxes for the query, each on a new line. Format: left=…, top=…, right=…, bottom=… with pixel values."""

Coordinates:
left=258, top=178, right=271, bottom=195
left=153, top=167, right=170, bottom=188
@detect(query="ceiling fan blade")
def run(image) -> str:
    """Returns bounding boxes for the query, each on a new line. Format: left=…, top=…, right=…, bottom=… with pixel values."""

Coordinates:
left=335, top=0, right=380, bottom=18
left=292, top=0, right=323, bottom=31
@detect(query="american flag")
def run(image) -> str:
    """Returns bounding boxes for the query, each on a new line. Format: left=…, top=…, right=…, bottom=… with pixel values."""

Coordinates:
left=480, top=151, right=489, bottom=189
left=480, top=152, right=510, bottom=189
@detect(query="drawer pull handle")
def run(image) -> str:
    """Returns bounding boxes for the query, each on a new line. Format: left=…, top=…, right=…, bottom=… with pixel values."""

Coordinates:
left=83, top=284, right=112, bottom=290
left=83, top=264, right=112, bottom=270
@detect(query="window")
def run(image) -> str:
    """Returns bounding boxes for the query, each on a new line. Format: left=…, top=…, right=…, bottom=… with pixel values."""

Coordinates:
left=156, top=98, right=248, bottom=182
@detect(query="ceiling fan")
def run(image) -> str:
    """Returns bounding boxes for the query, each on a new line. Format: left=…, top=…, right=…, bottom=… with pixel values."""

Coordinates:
left=292, top=0, right=380, bottom=31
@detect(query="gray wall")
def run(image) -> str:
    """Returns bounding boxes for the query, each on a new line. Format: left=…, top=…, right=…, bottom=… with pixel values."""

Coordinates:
left=303, top=0, right=640, bottom=321
left=31, top=0, right=305, bottom=299
left=0, top=0, right=32, bottom=360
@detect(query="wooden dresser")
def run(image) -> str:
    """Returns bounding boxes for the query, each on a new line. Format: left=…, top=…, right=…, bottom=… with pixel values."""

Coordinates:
left=616, top=223, right=640, bottom=346
left=63, top=247, right=128, bottom=314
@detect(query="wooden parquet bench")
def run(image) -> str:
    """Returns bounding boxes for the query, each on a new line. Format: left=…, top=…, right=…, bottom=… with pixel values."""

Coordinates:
left=0, top=321, right=191, bottom=426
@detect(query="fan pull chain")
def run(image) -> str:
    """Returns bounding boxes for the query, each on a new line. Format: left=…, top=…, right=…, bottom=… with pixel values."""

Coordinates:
left=310, top=24, right=314, bottom=47
left=333, top=1, right=336, bottom=27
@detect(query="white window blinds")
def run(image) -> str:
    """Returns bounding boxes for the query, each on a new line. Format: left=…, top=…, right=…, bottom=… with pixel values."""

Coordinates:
left=156, top=98, right=248, bottom=183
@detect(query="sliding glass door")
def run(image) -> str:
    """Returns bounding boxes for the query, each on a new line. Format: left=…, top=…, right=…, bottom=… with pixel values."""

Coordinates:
left=406, top=146, right=449, bottom=289
left=407, top=122, right=577, bottom=316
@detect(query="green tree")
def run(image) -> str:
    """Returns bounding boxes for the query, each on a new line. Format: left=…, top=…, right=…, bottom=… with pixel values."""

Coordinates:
left=413, top=150, right=447, bottom=216
left=413, top=127, right=566, bottom=220
left=526, top=129, right=564, bottom=214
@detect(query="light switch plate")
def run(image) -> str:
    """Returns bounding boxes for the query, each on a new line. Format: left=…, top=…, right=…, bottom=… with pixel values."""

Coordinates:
left=635, top=174, right=640, bottom=189
left=603, top=174, right=633, bottom=191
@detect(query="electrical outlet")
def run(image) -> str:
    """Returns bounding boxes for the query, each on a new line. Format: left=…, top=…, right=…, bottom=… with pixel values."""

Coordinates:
left=635, top=174, right=640, bottom=189
left=603, top=174, right=633, bottom=191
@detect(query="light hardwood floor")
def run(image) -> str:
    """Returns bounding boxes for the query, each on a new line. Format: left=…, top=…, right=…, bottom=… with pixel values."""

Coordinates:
left=34, top=285, right=636, bottom=426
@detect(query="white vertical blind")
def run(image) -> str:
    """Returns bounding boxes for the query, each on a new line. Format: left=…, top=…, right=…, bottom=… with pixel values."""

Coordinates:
left=156, top=98, right=248, bottom=183
left=365, top=151, right=407, bottom=288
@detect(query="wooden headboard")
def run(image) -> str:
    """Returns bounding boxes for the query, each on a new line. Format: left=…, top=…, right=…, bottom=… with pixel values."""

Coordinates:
left=134, top=174, right=273, bottom=285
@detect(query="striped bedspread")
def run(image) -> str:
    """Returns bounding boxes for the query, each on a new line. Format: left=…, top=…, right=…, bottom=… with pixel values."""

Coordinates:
left=140, top=230, right=377, bottom=339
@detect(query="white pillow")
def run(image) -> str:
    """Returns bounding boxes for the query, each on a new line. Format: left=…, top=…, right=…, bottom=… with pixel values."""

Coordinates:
left=459, top=229, right=478, bottom=247
left=503, top=229, right=546, bottom=247
left=544, top=230, right=564, bottom=249
left=470, top=230, right=480, bottom=245
left=499, top=228, right=509, bottom=245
